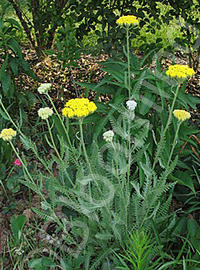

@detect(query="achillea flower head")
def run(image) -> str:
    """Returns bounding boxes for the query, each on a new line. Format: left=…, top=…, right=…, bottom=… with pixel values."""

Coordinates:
left=126, top=100, right=137, bottom=111
left=103, top=130, right=114, bottom=142
left=62, top=98, right=97, bottom=118
left=0, top=128, right=16, bottom=141
left=116, top=15, right=139, bottom=26
left=38, top=83, right=52, bottom=94
left=14, top=158, right=22, bottom=166
left=173, top=110, right=191, bottom=121
left=38, top=107, right=53, bottom=120
left=166, top=65, right=195, bottom=79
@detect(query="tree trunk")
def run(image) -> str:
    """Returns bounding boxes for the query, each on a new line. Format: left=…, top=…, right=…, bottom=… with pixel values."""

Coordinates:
left=7, top=0, right=35, bottom=48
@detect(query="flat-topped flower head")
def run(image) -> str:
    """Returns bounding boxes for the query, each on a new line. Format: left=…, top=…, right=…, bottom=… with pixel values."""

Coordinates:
left=126, top=100, right=137, bottom=111
left=116, top=15, right=139, bottom=26
left=62, top=98, right=97, bottom=118
left=38, top=83, right=52, bottom=94
left=0, top=128, right=16, bottom=141
left=173, top=110, right=191, bottom=122
left=166, top=65, right=195, bottom=79
left=103, top=130, right=114, bottom=142
left=38, top=107, right=53, bottom=120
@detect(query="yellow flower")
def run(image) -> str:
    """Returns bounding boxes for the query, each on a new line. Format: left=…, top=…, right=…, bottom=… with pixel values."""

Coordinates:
left=38, top=107, right=53, bottom=119
left=0, top=128, right=16, bottom=141
left=62, top=98, right=97, bottom=118
left=116, top=15, right=139, bottom=26
left=166, top=65, right=195, bottom=79
left=173, top=110, right=191, bottom=121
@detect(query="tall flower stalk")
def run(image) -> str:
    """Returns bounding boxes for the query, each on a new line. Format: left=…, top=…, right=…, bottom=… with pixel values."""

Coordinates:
left=153, top=65, right=195, bottom=169
left=126, top=26, right=131, bottom=98
left=116, top=15, right=139, bottom=98
left=37, top=83, right=78, bottom=165
left=167, top=110, right=191, bottom=167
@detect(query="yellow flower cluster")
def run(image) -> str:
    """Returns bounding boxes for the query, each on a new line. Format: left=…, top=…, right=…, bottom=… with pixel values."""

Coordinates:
left=173, top=110, right=191, bottom=121
left=62, top=98, right=97, bottom=118
left=166, top=65, right=195, bottom=79
left=116, top=15, right=139, bottom=26
left=0, top=128, right=16, bottom=141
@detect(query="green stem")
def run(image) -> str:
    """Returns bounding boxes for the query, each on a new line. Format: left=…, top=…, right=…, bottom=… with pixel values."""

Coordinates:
left=46, top=93, right=79, bottom=166
left=9, top=141, right=35, bottom=206
left=126, top=26, right=131, bottom=98
left=79, top=118, right=92, bottom=174
left=127, top=118, right=132, bottom=184
left=46, top=119, right=75, bottom=187
left=10, top=141, right=34, bottom=184
left=167, top=121, right=181, bottom=167
left=153, top=84, right=180, bottom=169
left=79, top=119, right=114, bottom=226
left=46, top=119, right=61, bottom=159
left=0, top=99, right=23, bottom=137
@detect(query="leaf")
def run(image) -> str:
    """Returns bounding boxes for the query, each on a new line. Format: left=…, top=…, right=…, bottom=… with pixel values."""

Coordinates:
left=10, top=57, right=18, bottom=76
left=10, top=215, right=27, bottom=240
left=0, top=70, right=12, bottom=96
left=0, top=107, right=9, bottom=120
left=187, top=218, right=198, bottom=238
left=7, top=38, right=22, bottom=58
left=174, top=171, right=195, bottom=193
left=139, top=92, right=156, bottom=115
left=95, top=232, right=113, bottom=240
left=5, top=18, right=22, bottom=31
left=7, top=176, right=20, bottom=193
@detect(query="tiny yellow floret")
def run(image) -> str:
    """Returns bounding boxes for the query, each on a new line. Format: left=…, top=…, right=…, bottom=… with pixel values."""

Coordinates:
left=62, top=98, right=97, bottom=118
left=0, top=128, right=16, bottom=141
left=116, top=15, right=139, bottom=26
left=166, top=65, right=195, bottom=79
left=173, top=110, right=191, bottom=121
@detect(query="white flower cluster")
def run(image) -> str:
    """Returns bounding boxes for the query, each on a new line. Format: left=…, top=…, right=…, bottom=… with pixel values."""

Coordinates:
left=103, top=130, right=114, bottom=142
left=126, top=100, right=137, bottom=111
left=38, top=83, right=52, bottom=94
left=38, top=107, right=53, bottom=120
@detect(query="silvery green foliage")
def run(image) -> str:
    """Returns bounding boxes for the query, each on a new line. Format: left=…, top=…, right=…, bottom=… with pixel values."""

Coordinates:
left=18, top=103, right=177, bottom=268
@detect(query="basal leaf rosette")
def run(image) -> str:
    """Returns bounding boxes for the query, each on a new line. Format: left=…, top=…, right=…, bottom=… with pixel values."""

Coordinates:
left=0, top=128, right=16, bottom=141
left=62, top=98, right=97, bottom=118
left=116, top=15, right=139, bottom=26
left=173, top=110, right=191, bottom=122
left=166, top=65, right=195, bottom=79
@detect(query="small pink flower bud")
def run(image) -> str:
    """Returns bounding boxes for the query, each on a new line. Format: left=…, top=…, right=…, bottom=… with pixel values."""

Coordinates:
left=14, top=158, right=22, bottom=166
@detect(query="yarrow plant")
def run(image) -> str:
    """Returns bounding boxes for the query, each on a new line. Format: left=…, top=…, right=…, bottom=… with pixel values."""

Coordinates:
left=173, top=109, right=191, bottom=122
left=103, top=130, right=114, bottom=142
left=37, top=83, right=52, bottom=94
left=0, top=128, right=16, bottom=141
left=116, top=15, right=139, bottom=26
left=116, top=15, right=139, bottom=98
left=62, top=98, right=97, bottom=118
left=166, top=65, right=195, bottom=79
left=38, top=107, right=53, bottom=120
